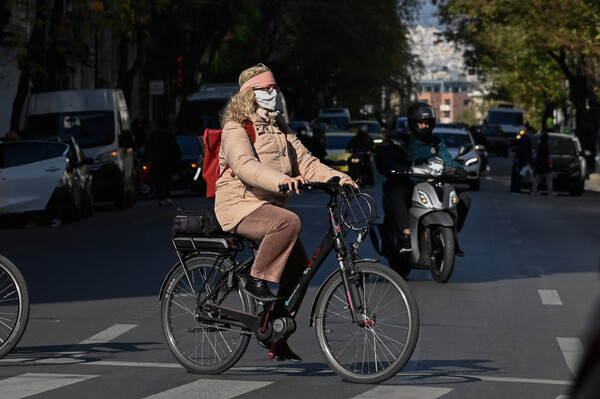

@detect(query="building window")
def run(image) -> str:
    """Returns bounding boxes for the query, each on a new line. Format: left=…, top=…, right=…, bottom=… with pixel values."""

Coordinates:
left=443, top=111, right=450, bottom=118
left=463, top=99, right=470, bottom=106
left=444, top=99, right=451, bottom=105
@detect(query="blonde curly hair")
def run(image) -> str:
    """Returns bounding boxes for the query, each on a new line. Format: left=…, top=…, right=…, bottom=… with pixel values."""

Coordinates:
left=220, top=64, right=271, bottom=127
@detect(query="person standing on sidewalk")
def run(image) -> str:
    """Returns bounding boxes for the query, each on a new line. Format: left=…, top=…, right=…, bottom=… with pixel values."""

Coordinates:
left=146, top=118, right=182, bottom=206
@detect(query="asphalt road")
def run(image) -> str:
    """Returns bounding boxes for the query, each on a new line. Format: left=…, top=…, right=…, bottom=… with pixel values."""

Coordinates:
left=0, top=155, right=599, bottom=399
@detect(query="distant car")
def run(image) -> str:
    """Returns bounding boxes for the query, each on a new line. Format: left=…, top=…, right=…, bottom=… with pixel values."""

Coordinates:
left=395, top=117, right=408, bottom=135
left=482, top=124, right=510, bottom=156
left=322, top=132, right=355, bottom=172
left=174, top=136, right=205, bottom=194
left=433, top=127, right=481, bottom=190
left=513, top=132, right=587, bottom=195
left=289, top=120, right=312, bottom=135
left=0, top=138, right=93, bottom=222
left=346, top=120, right=385, bottom=148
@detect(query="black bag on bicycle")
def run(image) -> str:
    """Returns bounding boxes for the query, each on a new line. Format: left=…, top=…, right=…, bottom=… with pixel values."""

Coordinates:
left=172, top=207, right=223, bottom=237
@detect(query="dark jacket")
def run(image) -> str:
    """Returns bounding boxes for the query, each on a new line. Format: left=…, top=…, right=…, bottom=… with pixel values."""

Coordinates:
left=376, top=132, right=458, bottom=183
left=534, top=133, right=551, bottom=173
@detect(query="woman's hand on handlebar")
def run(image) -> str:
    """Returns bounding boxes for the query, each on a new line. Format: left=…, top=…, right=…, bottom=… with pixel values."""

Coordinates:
left=281, top=176, right=308, bottom=194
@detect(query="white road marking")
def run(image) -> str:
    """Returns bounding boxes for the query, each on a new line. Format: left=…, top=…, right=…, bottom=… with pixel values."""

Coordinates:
left=539, top=289, right=563, bottom=305
left=39, top=324, right=137, bottom=364
left=0, top=373, right=97, bottom=399
left=142, top=379, right=273, bottom=399
left=352, top=385, right=452, bottom=398
left=556, top=337, right=584, bottom=375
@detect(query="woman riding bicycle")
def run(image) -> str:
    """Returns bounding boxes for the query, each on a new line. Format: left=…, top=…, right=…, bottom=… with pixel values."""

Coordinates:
left=214, top=64, right=357, bottom=362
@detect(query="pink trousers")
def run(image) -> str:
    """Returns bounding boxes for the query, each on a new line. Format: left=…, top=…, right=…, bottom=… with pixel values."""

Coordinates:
left=235, top=204, right=308, bottom=297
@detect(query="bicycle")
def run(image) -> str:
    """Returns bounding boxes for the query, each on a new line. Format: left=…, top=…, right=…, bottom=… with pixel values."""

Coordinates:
left=0, top=254, right=30, bottom=359
left=159, top=177, right=420, bottom=384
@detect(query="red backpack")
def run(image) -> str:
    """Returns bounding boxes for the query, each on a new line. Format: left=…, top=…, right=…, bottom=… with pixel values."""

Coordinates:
left=202, top=123, right=256, bottom=198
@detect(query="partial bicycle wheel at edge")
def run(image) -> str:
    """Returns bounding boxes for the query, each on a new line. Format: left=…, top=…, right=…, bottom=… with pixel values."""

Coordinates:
left=160, top=255, right=252, bottom=374
left=314, top=261, right=419, bottom=383
left=0, top=255, right=30, bottom=359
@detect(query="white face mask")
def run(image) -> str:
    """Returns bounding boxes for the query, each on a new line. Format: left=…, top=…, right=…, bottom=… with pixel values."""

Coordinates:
left=254, top=89, right=278, bottom=110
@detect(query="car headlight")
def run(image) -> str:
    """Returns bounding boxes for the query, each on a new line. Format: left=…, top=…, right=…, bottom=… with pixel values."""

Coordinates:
left=464, top=157, right=479, bottom=166
left=449, top=190, right=458, bottom=208
left=350, top=157, right=361, bottom=164
left=95, top=150, right=118, bottom=163
left=418, top=190, right=434, bottom=209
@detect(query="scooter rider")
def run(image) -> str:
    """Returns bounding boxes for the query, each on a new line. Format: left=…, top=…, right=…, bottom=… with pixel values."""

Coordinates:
left=375, top=102, right=469, bottom=253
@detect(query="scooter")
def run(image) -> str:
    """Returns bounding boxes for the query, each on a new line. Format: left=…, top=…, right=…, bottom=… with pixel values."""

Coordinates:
left=135, top=159, right=156, bottom=200
left=348, top=151, right=374, bottom=186
left=370, top=145, right=472, bottom=283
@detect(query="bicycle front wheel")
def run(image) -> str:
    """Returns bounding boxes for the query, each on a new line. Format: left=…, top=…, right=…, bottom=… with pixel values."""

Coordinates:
left=0, top=255, right=30, bottom=359
left=314, top=261, right=419, bottom=384
left=161, top=255, right=253, bottom=374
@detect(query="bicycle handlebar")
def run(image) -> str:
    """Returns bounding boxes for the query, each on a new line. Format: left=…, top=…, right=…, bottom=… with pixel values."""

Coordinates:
left=278, top=176, right=358, bottom=195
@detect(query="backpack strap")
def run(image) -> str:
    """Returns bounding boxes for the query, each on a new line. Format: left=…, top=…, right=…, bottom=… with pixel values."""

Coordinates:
left=221, top=123, right=256, bottom=178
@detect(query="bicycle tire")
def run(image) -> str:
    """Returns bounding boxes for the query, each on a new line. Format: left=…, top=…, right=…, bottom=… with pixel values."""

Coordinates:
left=161, top=255, right=252, bottom=374
left=429, top=226, right=455, bottom=283
left=314, top=261, right=419, bottom=384
left=0, top=255, right=30, bottom=359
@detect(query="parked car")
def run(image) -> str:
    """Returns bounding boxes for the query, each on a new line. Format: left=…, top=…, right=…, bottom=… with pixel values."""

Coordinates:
left=173, top=136, right=205, bottom=194
left=346, top=120, right=385, bottom=148
left=512, top=132, right=587, bottom=195
left=22, top=89, right=136, bottom=209
left=433, top=127, right=482, bottom=190
left=0, top=138, right=93, bottom=223
left=482, top=124, right=510, bottom=156
left=322, top=132, right=356, bottom=172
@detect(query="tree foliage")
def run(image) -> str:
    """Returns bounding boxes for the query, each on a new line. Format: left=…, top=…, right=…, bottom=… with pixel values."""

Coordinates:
left=4, top=0, right=423, bottom=128
left=433, top=0, right=600, bottom=152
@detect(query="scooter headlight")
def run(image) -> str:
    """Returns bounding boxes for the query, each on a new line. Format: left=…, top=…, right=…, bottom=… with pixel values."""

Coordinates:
left=427, top=158, right=444, bottom=177
left=449, top=190, right=458, bottom=208
left=418, top=190, right=434, bottom=209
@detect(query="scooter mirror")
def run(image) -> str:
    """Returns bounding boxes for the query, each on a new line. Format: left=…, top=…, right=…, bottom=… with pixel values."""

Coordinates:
left=457, top=144, right=473, bottom=157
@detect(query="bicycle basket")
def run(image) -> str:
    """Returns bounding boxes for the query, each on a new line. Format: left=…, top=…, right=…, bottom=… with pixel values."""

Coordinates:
left=339, top=190, right=378, bottom=232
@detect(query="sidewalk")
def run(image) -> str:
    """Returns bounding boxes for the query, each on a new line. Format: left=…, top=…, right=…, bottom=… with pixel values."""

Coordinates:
left=584, top=173, right=600, bottom=192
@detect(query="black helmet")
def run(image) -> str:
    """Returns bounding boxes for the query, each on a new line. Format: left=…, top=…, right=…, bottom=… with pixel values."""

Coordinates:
left=407, top=102, right=436, bottom=140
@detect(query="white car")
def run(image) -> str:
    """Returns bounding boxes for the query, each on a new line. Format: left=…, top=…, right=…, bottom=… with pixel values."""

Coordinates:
left=433, top=127, right=481, bottom=190
left=0, top=139, right=93, bottom=220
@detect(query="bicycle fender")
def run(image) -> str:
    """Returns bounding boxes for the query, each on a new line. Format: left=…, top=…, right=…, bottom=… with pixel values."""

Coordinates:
left=308, top=259, right=380, bottom=327
left=421, top=211, right=454, bottom=227
left=159, top=263, right=183, bottom=300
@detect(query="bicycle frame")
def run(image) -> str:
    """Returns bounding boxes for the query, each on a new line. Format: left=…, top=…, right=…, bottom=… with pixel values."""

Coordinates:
left=160, top=183, right=369, bottom=338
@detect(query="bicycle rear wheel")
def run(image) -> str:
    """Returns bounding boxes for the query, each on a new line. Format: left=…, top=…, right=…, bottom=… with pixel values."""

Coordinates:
left=0, top=255, right=30, bottom=359
left=161, top=255, right=252, bottom=374
left=314, top=261, right=419, bottom=384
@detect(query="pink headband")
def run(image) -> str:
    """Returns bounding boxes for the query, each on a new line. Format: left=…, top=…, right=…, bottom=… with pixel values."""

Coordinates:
left=239, top=71, right=277, bottom=92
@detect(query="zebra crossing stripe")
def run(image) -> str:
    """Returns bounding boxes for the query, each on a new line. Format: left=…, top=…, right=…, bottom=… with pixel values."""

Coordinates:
left=39, top=324, right=137, bottom=364
left=538, top=290, right=563, bottom=305
left=556, top=337, right=584, bottom=376
left=0, top=373, right=97, bottom=399
left=142, top=379, right=273, bottom=399
left=351, top=385, right=452, bottom=398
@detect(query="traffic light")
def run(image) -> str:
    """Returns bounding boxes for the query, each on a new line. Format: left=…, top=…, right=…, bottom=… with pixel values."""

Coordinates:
left=176, top=56, right=183, bottom=87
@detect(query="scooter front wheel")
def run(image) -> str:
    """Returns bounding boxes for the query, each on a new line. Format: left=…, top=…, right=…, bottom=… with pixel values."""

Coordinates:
left=429, top=226, right=455, bottom=283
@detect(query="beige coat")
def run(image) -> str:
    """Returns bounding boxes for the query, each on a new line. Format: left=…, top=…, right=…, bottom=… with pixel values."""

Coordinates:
left=214, top=113, right=352, bottom=232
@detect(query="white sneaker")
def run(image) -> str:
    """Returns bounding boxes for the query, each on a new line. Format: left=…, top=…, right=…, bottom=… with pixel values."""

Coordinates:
left=164, top=198, right=173, bottom=205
